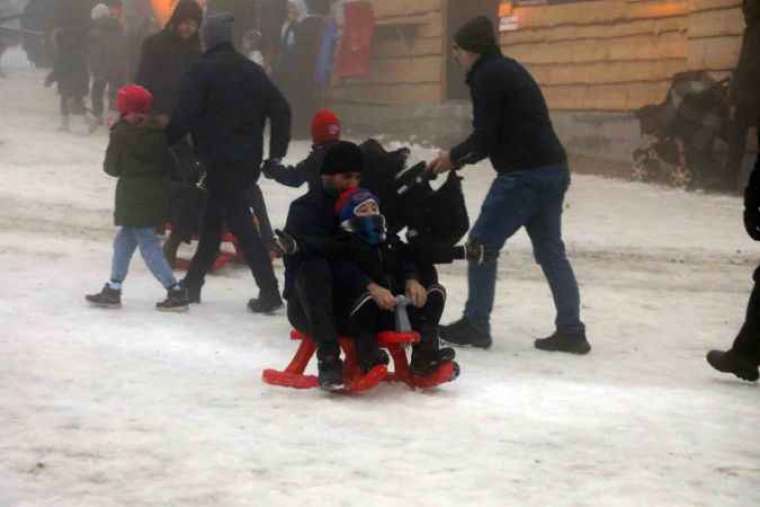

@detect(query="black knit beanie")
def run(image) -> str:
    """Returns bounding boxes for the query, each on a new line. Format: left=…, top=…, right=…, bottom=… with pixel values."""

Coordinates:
left=454, top=16, right=498, bottom=54
left=321, top=141, right=364, bottom=175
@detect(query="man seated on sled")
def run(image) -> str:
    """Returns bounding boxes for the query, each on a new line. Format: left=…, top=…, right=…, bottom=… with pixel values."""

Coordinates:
left=278, top=142, right=457, bottom=389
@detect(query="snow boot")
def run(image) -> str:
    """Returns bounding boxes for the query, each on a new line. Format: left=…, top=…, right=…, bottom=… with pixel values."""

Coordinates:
left=85, top=284, right=122, bottom=308
left=410, top=346, right=456, bottom=376
left=247, top=291, right=283, bottom=314
left=440, top=317, right=492, bottom=349
left=535, top=329, right=591, bottom=355
left=706, top=350, right=759, bottom=382
left=156, top=286, right=190, bottom=312
left=84, top=284, right=121, bottom=308
left=318, top=354, right=345, bottom=392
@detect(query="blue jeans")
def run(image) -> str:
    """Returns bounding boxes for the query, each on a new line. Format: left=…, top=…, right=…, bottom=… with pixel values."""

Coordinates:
left=110, top=227, right=178, bottom=289
left=464, top=165, right=584, bottom=335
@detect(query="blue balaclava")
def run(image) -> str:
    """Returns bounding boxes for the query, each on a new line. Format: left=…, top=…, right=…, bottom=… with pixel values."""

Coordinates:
left=335, top=188, right=387, bottom=246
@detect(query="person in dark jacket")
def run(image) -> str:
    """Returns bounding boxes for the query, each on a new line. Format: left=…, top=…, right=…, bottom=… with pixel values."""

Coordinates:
left=263, top=108, right=341, bottom=190
left=707, top=127, right=760, bottom=382
left=88, top=1, right=128, bottom=128
left=135, top=0, right=202, bottom=115
left=167, top=12, right=291, bottom=313
left=427, top=16, right=589, bottom=354
left=727, top=0, right=760, bottom=190
left=86, top=84, right=189, bottom=312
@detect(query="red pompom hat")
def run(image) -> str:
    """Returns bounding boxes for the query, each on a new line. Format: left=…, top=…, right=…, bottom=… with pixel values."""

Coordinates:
left=116, top=85, right=153, bottom=116
left=311, top=109, right=341, bottom=145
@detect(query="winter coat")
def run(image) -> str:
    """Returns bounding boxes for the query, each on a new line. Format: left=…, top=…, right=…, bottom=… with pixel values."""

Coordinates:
left=49, top=27, right=89, bottom=98
left=733, top=0, right=760, bottom=115
left=167, top=43, right=291, bottom=173
left=450, top=48, right=567, bottom=173
left=135, top=15, right=201, bottom=114
left=266, top=141, right=335, bottom=189
left=104, top=118, right=172, bottom=227
left=88, top=17, right=128, bottom=82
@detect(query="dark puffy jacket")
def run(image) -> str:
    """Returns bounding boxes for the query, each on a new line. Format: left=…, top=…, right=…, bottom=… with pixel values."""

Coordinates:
left=88, top=17, right=127, bottom=81
left=135, top=10, right=201, bottom=114
left=266, top=141, right=335, bottom=189
left=451, top=49, right=566, bottom=173
left=104, top=118, right=172, bottom=227
left=167, top=43, right=291, bottom=172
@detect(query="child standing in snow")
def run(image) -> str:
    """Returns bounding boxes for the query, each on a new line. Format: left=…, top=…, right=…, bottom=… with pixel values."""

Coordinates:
left=86, top=85, right=189, bottom=312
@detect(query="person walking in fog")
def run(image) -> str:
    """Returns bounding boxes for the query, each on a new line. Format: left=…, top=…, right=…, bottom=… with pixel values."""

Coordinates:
left=707, top=127, right=760, bottom=382
left=427, top=16, right=590, bottom=354
left=85, top=84, right=189, bottom=312
left=87, top=1, right=128, bottom=130
left=167, top=12, right=291, bottom=313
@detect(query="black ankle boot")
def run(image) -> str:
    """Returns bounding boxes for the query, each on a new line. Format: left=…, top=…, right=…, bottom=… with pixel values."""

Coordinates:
left=410, top=346, right=456, bottom=376
left=180, top=279, right=202, bottom=304
left=535, top=329, right=591, bottom=355
left=247, top=291, right=283, bottom=314
left=440, top=317, right=492, bottom=349
left=317, top=354, right=345, bottom=392
left=706, top=350, right=759, bottom=382
left=156, top=286, right=190, bottom=312
left=85, top=284, right=122, bottom=308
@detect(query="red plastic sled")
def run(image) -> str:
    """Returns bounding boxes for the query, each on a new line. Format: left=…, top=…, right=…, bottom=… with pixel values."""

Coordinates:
left=164, top=223, right=244, bottom=272
left=262, top=329, right=459, bottom=393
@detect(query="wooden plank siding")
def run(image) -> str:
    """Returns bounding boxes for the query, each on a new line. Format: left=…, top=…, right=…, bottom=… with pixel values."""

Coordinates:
left=329, top=0, right=445, bottom=106
left=328, top=0, right=745, bottom=112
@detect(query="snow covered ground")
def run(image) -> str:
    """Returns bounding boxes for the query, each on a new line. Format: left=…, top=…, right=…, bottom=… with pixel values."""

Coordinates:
left=1, top=51, right=759, bottom=506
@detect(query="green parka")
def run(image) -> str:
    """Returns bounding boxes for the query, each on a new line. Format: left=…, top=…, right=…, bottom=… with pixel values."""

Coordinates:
left=104, top=118, right=172, bottom=227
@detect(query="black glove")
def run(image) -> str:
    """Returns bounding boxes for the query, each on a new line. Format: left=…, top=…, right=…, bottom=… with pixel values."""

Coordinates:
left=744, top=209, right=760, bottom=241
left=274, top=229, right=299, bottom=256
left=262, top=158, right=283, bottom=179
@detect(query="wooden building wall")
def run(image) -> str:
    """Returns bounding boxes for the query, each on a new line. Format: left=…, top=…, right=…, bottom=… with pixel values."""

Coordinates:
left=329, top=0, right=445, bottom=107
left=328, top=0, right=745, bottom=113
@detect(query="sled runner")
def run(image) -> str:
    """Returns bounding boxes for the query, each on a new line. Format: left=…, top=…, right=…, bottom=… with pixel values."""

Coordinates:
left=262, top=329, right=459, bottom=393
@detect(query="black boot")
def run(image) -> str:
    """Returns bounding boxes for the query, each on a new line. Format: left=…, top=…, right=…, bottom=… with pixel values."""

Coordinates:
left=85, top=284, right=121, bottom=308
left=180, top=279, right=202, bottom=304
left=156, top=286, right=190, bottom=312
left=247, top=290, right=283, bottom=314
left=535, top=329, right=591, bottom=355
left=411, top=346, right=456, bottom=376
left=317, top=353, right=345, bottom=392
left=440, top=317, right=492, bottom=349
left=706, top=350, right=759, bottom=382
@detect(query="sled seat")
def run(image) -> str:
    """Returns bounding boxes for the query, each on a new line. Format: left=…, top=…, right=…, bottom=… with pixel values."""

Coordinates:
left=262, top=329, right=458, bottom=392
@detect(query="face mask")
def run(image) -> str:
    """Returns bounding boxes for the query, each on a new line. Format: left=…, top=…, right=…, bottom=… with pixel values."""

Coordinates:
left=344, top=215, right=387, bottom=246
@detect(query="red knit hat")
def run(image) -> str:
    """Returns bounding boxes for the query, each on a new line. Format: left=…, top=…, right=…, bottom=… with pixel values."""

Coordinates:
left=311, top=109, right=341, bottom=145
left=116, top=85, right=153, bottom=116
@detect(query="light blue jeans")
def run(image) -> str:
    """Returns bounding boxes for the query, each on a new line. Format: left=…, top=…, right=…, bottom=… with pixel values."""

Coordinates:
left=110, top=227, right=177, bottom=289
left=464, top=164, right=584, bottom=335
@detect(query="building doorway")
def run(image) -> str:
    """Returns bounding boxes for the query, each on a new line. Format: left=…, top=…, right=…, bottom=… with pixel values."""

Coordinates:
left=444, top=0, right=501, bottom=101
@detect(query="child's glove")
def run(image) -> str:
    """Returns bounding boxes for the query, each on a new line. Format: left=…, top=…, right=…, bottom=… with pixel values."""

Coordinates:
left=274, top=229, right=299, bottom=256
left=262, top=158, right=283, bottom=179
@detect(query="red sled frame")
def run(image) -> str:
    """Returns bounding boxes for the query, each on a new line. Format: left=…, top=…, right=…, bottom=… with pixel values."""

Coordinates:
left=262, top=330, right=458, bottom=392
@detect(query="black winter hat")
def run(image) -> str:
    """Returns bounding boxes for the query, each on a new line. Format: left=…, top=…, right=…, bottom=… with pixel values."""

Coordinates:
left=168, top=0, right=204, bottom=28
left=454, top=16, right=498, bottom=54
left=321, top=141, right=364, bottom=175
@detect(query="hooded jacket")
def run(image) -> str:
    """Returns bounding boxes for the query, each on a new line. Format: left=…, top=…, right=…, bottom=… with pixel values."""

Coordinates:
left=135, top=0, right=202, bottom=114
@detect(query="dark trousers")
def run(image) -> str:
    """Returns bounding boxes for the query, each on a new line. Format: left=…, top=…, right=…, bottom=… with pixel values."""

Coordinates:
left=730, top=267, right=760, bottom=364
left=287, top=258, right=340, bottom=360
left=90, top=76, right=122, bottom=117
left=184, top=170, right=278, bottom=296
left=248, top=183, right=276, bottom=247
